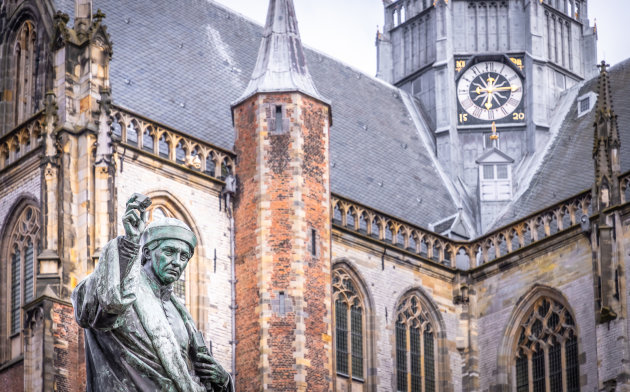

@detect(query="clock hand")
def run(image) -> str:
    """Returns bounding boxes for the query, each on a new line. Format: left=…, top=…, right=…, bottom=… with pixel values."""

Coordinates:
left=493, top=86, right=519, bottom=92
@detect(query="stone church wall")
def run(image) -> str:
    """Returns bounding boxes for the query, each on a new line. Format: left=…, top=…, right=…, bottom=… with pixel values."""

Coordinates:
left=474, top=230, right=599, bottom=391
left=0, top=159, right=40, bottom=236
left=332, top=231, right=462, bottom=392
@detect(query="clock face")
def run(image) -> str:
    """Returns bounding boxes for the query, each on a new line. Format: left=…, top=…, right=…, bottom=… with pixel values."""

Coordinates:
left=457, top=61, right=523, bottom=122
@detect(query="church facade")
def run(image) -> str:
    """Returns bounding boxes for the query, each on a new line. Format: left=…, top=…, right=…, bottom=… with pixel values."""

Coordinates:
left=0, top=0, right=629, bottom=391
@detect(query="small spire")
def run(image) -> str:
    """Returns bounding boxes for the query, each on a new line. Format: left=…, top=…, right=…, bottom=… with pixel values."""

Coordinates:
left=233, top=0, right=327, bottom=106
left=592, top=60, right=622, bottom=209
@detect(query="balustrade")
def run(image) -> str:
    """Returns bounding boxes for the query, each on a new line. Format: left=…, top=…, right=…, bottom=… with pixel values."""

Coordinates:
left=111, top=106, right=234, bottom=181
left=331, top=187, right=604, bottom=270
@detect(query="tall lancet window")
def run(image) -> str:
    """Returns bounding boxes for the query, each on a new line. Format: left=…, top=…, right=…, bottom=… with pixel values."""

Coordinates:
left=514, top=297, right=580, bottom=392
left=14, top=20, right=37, bottom=127
left=333, top=267, right=366, bottom=382
left=395, top=293, right=436, bottom=392
left=3, top=204, right=40, bottom=360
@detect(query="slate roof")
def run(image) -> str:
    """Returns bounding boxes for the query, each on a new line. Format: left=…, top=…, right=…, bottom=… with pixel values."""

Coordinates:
left=53, top=0, right=459, bottom=227
left=492, top=58, right=630, bottom=229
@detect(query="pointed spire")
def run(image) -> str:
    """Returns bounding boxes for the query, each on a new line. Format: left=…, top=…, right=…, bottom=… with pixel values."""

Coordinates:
left=592, top=60, right=622, bottom=210
left=233, top=0, right=326, bottom=106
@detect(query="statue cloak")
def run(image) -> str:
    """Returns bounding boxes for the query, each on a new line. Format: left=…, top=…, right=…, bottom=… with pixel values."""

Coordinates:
left=72, top=237, right=230, bottom=392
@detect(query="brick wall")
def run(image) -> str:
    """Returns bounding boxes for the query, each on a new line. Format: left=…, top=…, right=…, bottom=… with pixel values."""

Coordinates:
left=233, top=93, right=333, bottom=391
left=0, top=359, right=23, bottom=391
left=52, top=302, right=86, bottom=392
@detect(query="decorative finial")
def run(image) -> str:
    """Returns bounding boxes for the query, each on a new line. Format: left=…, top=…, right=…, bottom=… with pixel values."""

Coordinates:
left=597, top=60, right=610, bottom=74
left=490, top=121, right=499, bottom=146
left=93, top=9, right=106, bottom=23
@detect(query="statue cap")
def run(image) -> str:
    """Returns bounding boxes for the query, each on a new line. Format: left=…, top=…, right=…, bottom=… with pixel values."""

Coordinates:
left=140, top=217, right=197, bottom=250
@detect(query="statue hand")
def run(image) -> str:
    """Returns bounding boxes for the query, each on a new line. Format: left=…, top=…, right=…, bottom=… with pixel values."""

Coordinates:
left=122, top=194, right=150, bottom=244
left=194, top=353, right=230, bottom=389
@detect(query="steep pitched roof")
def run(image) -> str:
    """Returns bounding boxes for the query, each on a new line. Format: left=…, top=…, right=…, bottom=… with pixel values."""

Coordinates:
left=54, top=0, right=459, bottom=227
left=234, top=0, right=325, bottom=106
left=492, top=58, right=630, bottom=228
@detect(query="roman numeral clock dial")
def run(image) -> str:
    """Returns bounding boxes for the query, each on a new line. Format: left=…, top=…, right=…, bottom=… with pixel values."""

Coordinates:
left=457, top=61, right=524, bottom=124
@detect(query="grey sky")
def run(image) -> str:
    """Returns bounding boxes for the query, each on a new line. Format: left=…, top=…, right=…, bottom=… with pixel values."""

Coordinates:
left=212, top=0, right=629, bottom=76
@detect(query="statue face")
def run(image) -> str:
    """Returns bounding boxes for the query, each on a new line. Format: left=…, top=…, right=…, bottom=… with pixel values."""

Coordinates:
left=150, top=239, right=192, bottom=285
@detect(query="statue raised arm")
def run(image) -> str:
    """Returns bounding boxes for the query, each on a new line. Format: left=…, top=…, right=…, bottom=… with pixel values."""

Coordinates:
left=72, top=193, right=233, bottom=392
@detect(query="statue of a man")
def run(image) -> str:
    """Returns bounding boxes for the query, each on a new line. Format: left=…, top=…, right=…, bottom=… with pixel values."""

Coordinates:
left=72, top=194, right=233, bottom=391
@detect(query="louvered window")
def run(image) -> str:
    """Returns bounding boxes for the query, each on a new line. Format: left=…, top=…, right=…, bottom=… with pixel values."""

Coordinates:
left=24, top=240, right=34, bottom=303
left=514, top=297, right=580, bottom=391
left=333, top=268, right=366, bottom=382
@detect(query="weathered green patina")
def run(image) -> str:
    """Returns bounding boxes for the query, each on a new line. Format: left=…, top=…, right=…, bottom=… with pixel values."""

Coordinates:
left=72, top=194, right=233, bottom=391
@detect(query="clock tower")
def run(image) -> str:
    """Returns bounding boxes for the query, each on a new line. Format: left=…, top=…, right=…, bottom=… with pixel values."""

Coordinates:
left=377, top=0, right=597, bottom=231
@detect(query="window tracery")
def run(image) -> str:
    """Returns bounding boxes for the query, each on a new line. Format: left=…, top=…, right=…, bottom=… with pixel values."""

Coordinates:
left=514, top=297, right=579, bottom=392
left=395, top=293, right=436, bottom=392
left=333, top=268, right=365, bottom=382
left=6, top=205, right=40, bottom=336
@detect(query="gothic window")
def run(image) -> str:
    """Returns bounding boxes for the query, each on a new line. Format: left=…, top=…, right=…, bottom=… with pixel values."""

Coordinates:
left=13, top=20, right=37, bottom=127
left=333, top=268, right=366, bottom=382
left=5, top=205, right=40, bottom=339
left=395, top=293, right=436, bottom=392
left=514, top=297, right=579, bottom=392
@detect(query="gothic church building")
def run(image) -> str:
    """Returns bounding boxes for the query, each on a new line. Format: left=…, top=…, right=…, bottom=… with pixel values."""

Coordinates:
left=0, top=0, right=629, bottom=391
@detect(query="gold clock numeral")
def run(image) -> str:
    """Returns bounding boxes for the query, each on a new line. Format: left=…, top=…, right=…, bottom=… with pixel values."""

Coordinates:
left=459, top=113, right=468, bottom=123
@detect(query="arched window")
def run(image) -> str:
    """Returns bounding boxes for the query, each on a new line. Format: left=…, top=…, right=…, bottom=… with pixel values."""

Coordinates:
left=514, top=297, right=579, bottom=392
left=13, top=20, right=37, bottom=127
left=4, top=204, right=40, bottom=359
left=395, top=293, right=436, bottom=392
left=333, top=268, right=366, bottom=382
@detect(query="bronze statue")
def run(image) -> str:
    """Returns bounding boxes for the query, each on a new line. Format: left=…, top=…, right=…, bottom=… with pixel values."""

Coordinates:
left=72, top=194, right=233, bottom=391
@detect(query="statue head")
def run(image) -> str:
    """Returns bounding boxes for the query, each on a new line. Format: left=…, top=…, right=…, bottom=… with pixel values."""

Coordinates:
left=140, top=217, right=197, bottom=285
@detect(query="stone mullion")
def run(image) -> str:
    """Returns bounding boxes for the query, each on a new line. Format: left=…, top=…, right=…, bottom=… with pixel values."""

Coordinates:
left=560, top=339, right=567, bottom=392
left=528, top=351, right=534, bottom=392
left=420, top=324, right=425, bottom=392
left=406, top=325, right=412, bottom=392
left=346, top=302, right=353, bottom=390
left=544, top=345, right=551, bottom=392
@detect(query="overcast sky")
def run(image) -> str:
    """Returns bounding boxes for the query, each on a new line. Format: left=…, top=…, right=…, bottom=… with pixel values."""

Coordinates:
left=212, top=0, right=629, bottom=77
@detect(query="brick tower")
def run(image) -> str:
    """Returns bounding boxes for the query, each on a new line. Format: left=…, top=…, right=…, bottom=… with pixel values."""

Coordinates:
left=231, top=0, right=333, bottom=390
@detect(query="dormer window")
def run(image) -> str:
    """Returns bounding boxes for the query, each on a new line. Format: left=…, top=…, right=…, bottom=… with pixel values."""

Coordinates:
left=577, top=92, right=597, bottom=117
left=476, top=147, right=515, bottom=202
